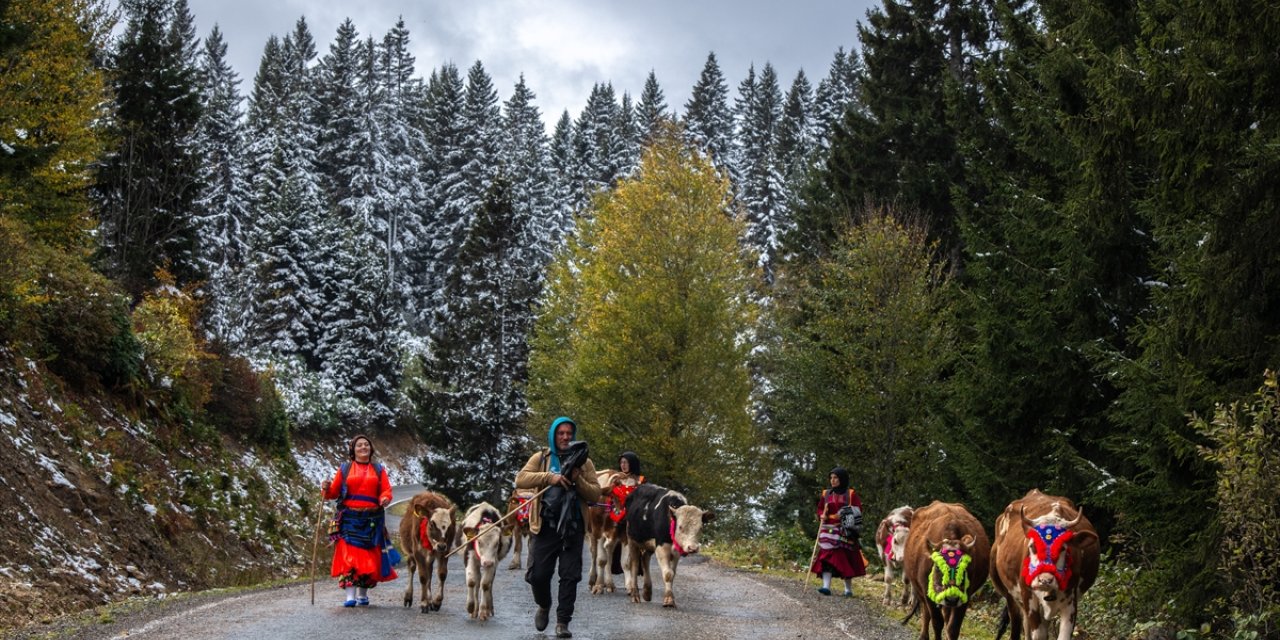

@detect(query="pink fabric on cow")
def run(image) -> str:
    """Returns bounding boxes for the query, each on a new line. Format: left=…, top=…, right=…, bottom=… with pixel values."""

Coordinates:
left=809, top=489, right=866, bottom=579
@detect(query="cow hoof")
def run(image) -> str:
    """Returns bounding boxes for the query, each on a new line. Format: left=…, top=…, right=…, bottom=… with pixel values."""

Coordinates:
left=403, top=597, right=412, bottom=608
left=663, top=600, right=676, bottom=608
left=419, top=605, right=430, bottom=613
left=431, top=602, right=442, bottom=612
left=643, top=587, right=652, bottom=602
left=508, top=563, right=520, bottom=570
left=467, top=601, right=476, bottom=614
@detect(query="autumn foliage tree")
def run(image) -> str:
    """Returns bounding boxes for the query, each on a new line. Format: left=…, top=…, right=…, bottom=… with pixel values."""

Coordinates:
left=527, top=127, right=768, bottom=509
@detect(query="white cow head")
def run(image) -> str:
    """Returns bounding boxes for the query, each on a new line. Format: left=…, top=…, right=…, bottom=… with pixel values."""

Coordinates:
left=462, top=503, right=508, bottom=568
left=669, top=504, right=715, bottom=556
left=888, top=523, right=911, bottom=563
left=414, top=506, right=454, bottom=555
left=1020, top=504, right=1098, bottom=604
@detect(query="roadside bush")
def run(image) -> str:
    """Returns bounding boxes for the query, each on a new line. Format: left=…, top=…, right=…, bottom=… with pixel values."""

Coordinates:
left=131, top=271, right=212, bottom=409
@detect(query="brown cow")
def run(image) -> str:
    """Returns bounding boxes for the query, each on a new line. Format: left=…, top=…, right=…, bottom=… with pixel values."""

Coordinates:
left=990, top=490, right=1100, bottom=640
left=903, top=501, right=990, bottom=640
left=876, top=505, right=915, bottom=607
left=398, top=491, right=457, bottom=612
left=504, top=488, right=535, bottom=570
left=586, top=469, right=638, bottom=594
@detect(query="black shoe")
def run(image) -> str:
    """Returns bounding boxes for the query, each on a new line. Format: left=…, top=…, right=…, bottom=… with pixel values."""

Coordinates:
left=556, top=623, right=572, bottom=638
left=534, top=607, right=549, bottom=632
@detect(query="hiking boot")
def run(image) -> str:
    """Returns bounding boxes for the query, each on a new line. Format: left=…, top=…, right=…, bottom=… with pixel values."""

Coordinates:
left=357, top=597, right=370, bottom=606
left=534, top=607, right=549, bottom=632
left=817, top=587, right=832, bottom=595
left=556, top=623, right=573, bottom=638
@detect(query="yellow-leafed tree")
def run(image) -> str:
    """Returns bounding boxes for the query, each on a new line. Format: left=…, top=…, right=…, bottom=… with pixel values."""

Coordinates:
left=528, top=126, right=768, bottom=508
left=0, top=0, right=110, bottom=252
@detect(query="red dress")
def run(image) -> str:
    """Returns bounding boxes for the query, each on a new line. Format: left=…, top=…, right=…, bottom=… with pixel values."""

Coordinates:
left=808, top=489, right=866, bottom=579
left=324, top=461, right=397, bottom=584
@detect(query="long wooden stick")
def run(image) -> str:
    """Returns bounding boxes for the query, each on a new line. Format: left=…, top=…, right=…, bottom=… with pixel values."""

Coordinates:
left=309, top=499, right=329, bottom=605
left=804, top=501, right=830, bottom=589
left=443, top=484, right=554, bottom=559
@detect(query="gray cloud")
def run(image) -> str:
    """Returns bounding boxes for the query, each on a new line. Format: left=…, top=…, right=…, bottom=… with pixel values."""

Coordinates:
left=179, top=0, right=876, bottom=124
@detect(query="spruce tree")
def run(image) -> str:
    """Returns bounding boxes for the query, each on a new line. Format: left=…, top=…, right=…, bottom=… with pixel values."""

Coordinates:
left=96, top=0, right=203, bottom=296
left=635, top=70, right=670, bottom=144
left=683, top=52, right=734, bottom=171
left=191, top=25, right=251, bottom=347
left=813, top=46, right=861, bottom=149
left=735, top=63, right=786, bottom=284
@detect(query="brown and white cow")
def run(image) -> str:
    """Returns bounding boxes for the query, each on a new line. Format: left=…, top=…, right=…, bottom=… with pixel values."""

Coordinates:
left=504, top=488, right=535, bottom=570
left=398, top=491, right=456, bottom=612
left=460, top=501, right=513, bottom=621
left=903, top=501, right=990, bottom=640
left=876, top=505, right=915, bottom=607
left=623, top=484, right=715, bottom=608
left=587, top=469, right=638, bottom=594
left=990, top=490, right=1100, bottom=640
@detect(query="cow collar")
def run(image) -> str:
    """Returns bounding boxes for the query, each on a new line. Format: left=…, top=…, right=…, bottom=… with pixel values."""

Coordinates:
left=884, top=522, right=903, bottom=561
left=669, top=517, right=689, bottom=557
left=927, top=548, right=972, bottom=604
left=470, top=515, right=496, bottom=565
left=1022, top=524, right=1075, bottom=591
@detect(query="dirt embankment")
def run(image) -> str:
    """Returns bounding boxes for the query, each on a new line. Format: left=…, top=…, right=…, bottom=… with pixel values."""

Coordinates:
left=0, top=349, right=426, bottom=633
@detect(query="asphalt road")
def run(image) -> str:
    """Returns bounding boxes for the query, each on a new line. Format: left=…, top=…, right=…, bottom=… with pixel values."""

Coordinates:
left=17, top=486, right=919, bottom=640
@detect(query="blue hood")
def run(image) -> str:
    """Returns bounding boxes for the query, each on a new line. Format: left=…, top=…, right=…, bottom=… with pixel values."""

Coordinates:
left=547, top=417, right=576, bottom=473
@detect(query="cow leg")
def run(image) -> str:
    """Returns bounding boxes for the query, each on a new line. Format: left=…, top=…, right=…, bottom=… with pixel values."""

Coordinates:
left=465, top=551, right=478, bottom=618
left=883, top=558, right=895, bottom=605
left=508, top=530, right=523, bottom=570
left=402, top=553, right=417, bottom=608
left=945, top=604, right=968, bottom=640
left=601, top=532, right=617, bottom=593
left=431, top=550, right=447, bottom=611
left=918, top=600, right=935, bottom=640
left=900, top=567, right=912, bottom=608
left=625, top=541, right=640, bottom=602
left=1055, top=602, right=1078, bottom=640
left=927, top=601, right=944, bottom=640
left=656, top=546, right=679, bottom=608
left=642, top=549, right=654, bottom=602
left=480, top=564, right=496, bottom=621
left=587, top=529, right=601, bottom=594
left=418, top=553, right=433, bottom=613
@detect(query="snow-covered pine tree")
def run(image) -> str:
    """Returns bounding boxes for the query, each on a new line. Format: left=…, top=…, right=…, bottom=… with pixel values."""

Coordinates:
left=376, top=21, right=428, bottom=315
left=548, top=110, right=576, bottom=237
left=736, top=63, right=785, bottom=284
left=408, top=62, right=467, bottom=333
left=772, top=69, right=817, bottom=266
left=571, top=83, right=624, bottom=210
left=636, top=70, right=670, bottom=145
left=460, top=60, right=502, bottom=236
left=615, top=91, right=640, bottom=176
left=814, top=46, right=863, bottom=149
left=252, top=167, right=325, bottom=365
left=95, top=0, right=204, bottom=296
left=416, top=175, right=534, bottom=505
left=317, top=210, right=400, bottom=422
left=192, top=25, right=252, bottom=347
left=501, top=76, right=560, bottom=271
left=314, top=18, right=362, bottom=207
left=683, top=52, right=734, bottom=172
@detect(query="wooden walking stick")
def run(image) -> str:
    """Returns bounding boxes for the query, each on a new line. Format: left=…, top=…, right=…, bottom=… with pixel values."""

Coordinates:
left=443, top=484, right=555, bottom=559
left=803, top=501, right=830, bottom=589
left=309, top=498, right=329, bottom=605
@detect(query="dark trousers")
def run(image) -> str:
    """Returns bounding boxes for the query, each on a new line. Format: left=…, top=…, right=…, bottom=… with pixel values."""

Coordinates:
left=526, top=524, right=585, bottom=625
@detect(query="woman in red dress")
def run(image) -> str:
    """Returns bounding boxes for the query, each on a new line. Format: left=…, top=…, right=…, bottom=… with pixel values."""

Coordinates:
left=323, top=434, right=397, bottom=606
left=809, top=467, right=866, bottom=596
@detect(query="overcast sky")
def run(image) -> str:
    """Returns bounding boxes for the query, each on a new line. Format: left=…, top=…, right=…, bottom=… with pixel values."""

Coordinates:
left=178, top=0, right=877, bottom=127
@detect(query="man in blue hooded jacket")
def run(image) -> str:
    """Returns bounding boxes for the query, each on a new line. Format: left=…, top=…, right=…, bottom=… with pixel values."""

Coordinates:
left=516, top=417, right=601, bottom=639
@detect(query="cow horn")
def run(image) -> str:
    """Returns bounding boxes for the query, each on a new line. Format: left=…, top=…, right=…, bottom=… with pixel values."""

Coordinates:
left=927, top=538, right=940, bottom=552
left=961, top=534, right=976, bottom=550
left=1020, top=505, right=1034, bottom=530
left=1062, top=506, right=1083, bottom=529
left=414, top=505, right=429, bottom=518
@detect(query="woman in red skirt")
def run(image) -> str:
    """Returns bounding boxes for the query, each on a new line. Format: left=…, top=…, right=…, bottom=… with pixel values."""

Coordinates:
left=323, top=434, right=397, bottom=606
left=809, top=467, right=866, bottom=596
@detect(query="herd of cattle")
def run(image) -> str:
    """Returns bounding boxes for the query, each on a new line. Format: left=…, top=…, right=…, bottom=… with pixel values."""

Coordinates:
left=876, top=490, right=1101, bottom=640
left=395, top=477, right=1098, bottom=640
left=395, top=469, right=714, bottom=622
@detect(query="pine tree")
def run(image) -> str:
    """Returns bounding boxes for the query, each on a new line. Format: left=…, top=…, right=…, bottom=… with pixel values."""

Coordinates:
left=635, top=70, right=670, bottom=145
left=548, top=109, right=576, bottom=234
left=615, top=91, right=640, bottom=176
left=415, top=175, right=536, bottom=505
left=95, top=0, right=204, bottom=295
left=813, top=46, right=862, bottom=148
left=375, top=22, right=426, bottom=314
left=735, top=63, right=786, bottom=284
left=0, top=0, right=109, bottom=252
left=683, top=52, right=734, bottom=171
left=570, top=83, right=624, bottom=210
left=314, top=18, right=361, bottom=207
left=191, top=25, right=251, bottom=347
left=501, top=75, right=559, bottom=269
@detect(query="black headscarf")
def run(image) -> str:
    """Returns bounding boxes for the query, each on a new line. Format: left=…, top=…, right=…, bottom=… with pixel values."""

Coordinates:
left=619, top=451, right=641, bottom=477
left=829, top=467, right=849, bottom=495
